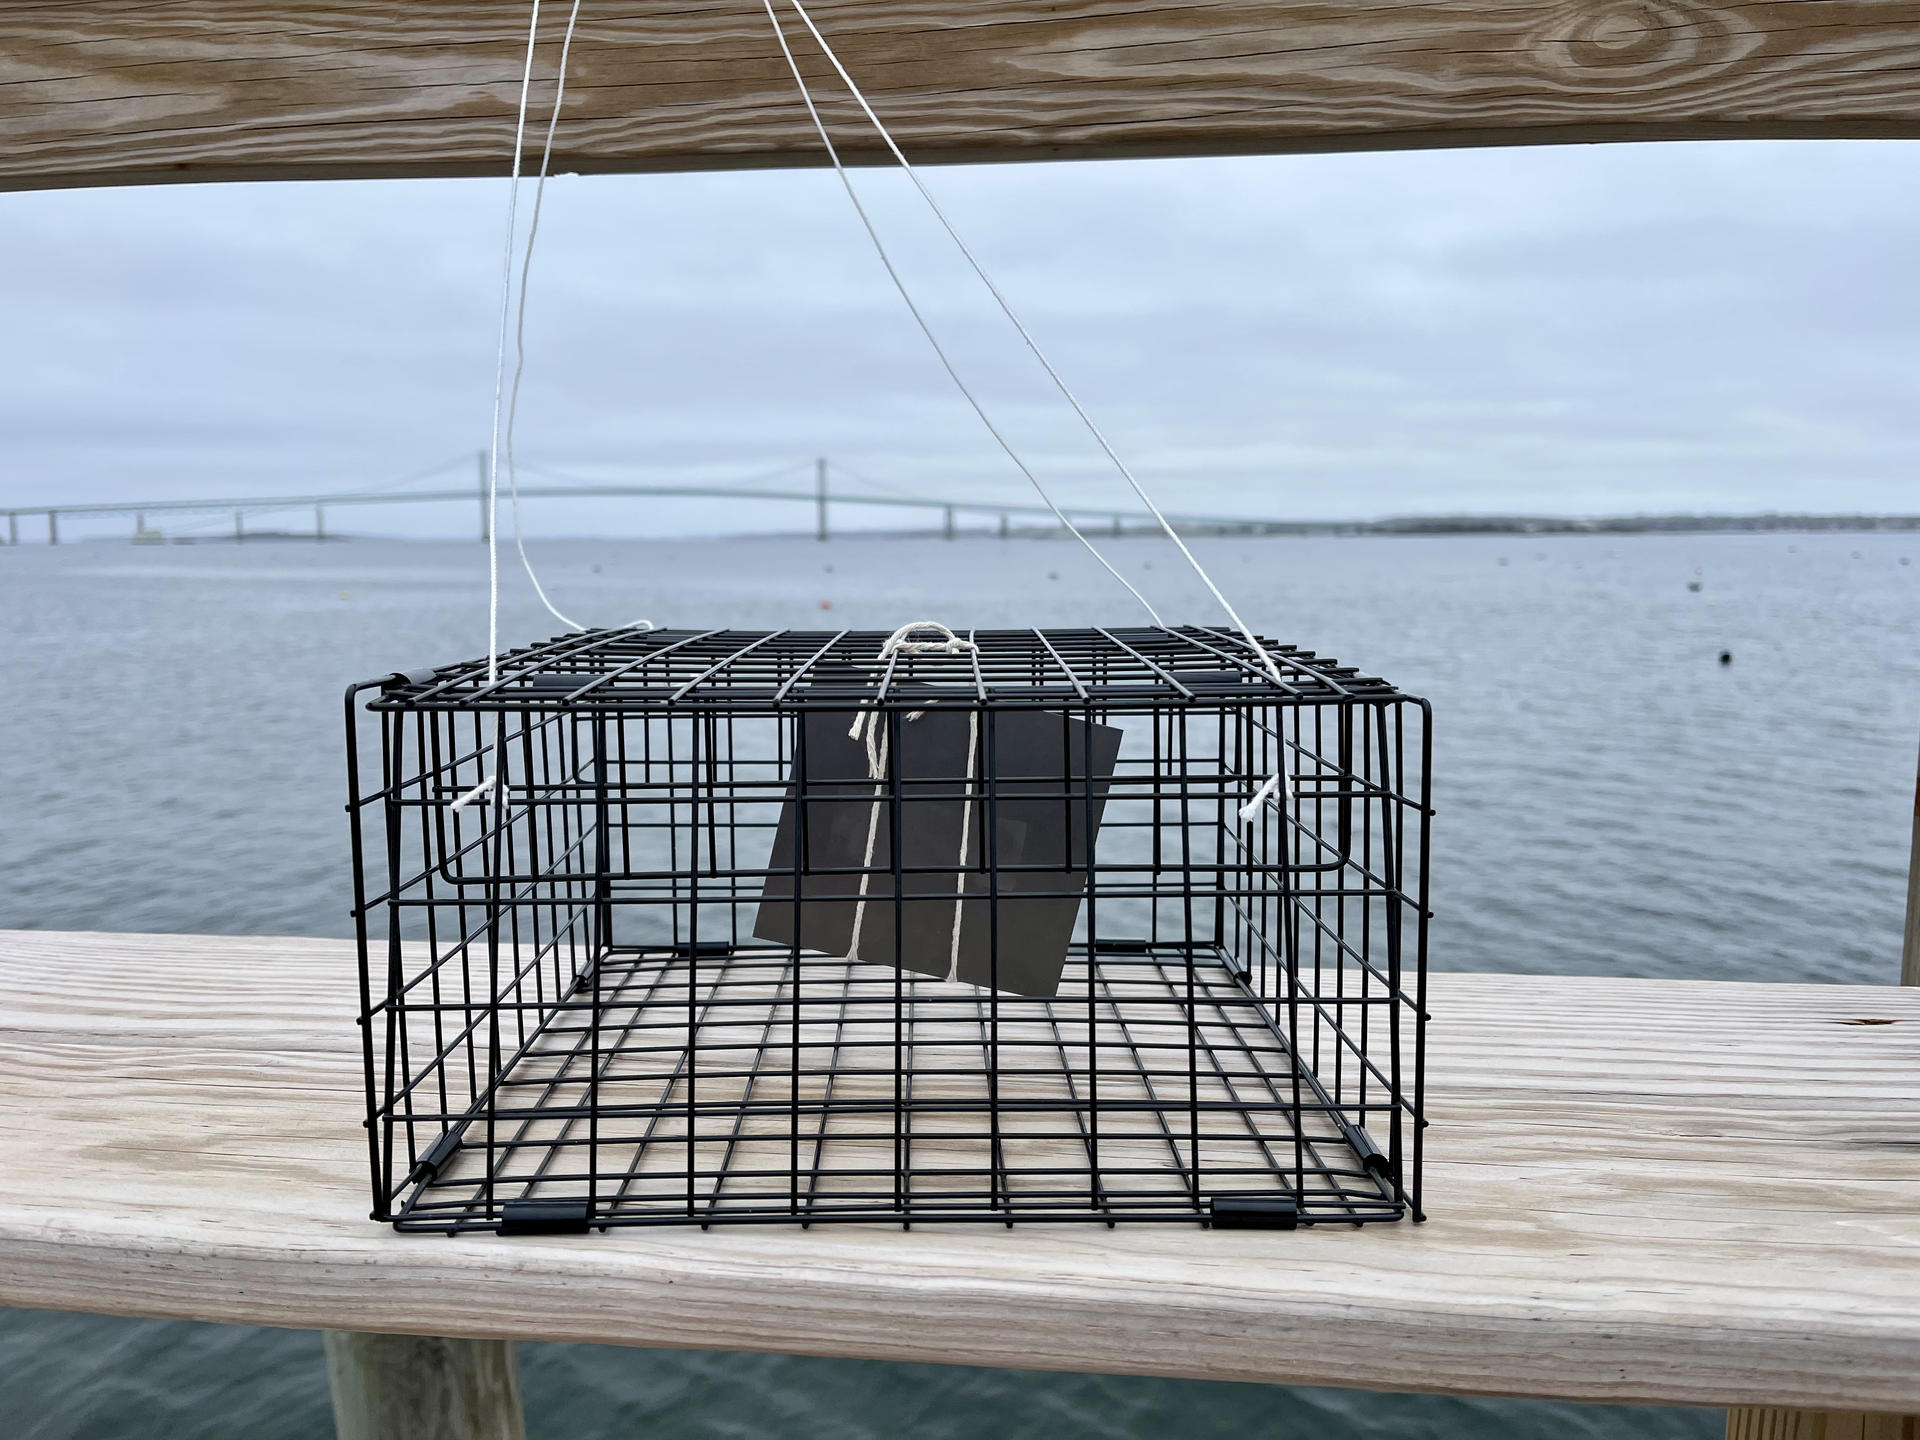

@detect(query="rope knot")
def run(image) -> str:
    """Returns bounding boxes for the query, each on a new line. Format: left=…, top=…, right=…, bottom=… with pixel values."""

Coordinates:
left=848, top=621, right=977, bottom=777
left=877, top=620, right=977, bottom=659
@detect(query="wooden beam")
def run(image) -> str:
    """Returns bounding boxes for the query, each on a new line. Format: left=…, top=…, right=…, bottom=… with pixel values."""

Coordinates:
left=5, top=0, right=1920, bottom=192
left=3, top=930, right=1920, bottom=1412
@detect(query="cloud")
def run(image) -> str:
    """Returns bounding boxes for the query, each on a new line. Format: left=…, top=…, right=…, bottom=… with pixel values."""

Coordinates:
left=2, top=138, right=1916, bottom=537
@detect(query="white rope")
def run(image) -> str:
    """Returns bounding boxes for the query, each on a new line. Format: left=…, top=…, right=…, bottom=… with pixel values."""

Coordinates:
left=765, top=1, right=1291, bottom=824
left=449, top=776, right=496, bottom=814
left=504, top=0, right=589, bottom=635
left=841, top=623, right=982, bottom=971
left=484, top=0, right=547, bottom=685
left=490, top=0, right=653, bottom=656
left=760, top=1, right=1161, bottom=626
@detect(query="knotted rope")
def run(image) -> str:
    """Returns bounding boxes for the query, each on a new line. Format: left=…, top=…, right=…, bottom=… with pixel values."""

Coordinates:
left=843, top=623, right=981, bottom=981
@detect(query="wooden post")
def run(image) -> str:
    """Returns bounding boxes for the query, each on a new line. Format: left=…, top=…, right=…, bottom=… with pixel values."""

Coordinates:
left=48, top=511, right=58, bottom=545
left=316, top=503, right=327, bottom=541
left=477, top=449, right=491, bottom=544
left=234, top=509, right=244, bottom=542
left=942, top=504, right=955, bottom=540
left=998, top=512, right=1009, bottom=539
left=1112, top=513, right=1123, bottom=537
left=1726, top=1412, right=1917, bottom=1439
left=1726, top=733, right=1920, bottom=1438
left=323, top=1332, right=524, bottom=1440
left=7, top=512, right=15, bottom=545
left=815, top=457, right=828, bottom=542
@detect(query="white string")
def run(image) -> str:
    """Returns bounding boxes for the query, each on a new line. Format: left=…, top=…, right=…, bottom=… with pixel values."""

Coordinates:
left=484, top=0, right=547, bottom=685
left=491, top=0, right=653, bottom=655
left=504, top=0, right=589, bottom=634
left=760, top=1, right=1161, bottom=626
left=765, top=2, right=1293, bottom=823
left=449, top=776, right=496, bottom=814
left=841, top=623, right=982, bottom=970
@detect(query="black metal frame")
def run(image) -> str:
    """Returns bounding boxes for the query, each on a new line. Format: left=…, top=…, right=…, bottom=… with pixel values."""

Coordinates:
left=346, top=626, right=1431, bottom=1233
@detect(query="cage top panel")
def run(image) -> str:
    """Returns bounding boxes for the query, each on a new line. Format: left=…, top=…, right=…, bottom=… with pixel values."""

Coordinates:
left=372, top=626, right=1407, bottom=710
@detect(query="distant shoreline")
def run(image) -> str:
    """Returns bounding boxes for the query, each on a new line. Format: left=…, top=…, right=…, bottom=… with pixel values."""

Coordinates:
left=15, top=513, right=1917, bottom=545
left=805, top=513, right=1920, bottom=539
left=1271, top=512, right=1920, bottom=537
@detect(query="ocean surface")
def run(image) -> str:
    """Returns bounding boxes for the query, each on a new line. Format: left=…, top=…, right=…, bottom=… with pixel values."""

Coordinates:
left=2, top=530, right=1916, bottom=1439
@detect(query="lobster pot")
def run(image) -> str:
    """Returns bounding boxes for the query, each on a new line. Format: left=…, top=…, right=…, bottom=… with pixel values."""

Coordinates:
left=346, top=627, right=1430, bottom=1233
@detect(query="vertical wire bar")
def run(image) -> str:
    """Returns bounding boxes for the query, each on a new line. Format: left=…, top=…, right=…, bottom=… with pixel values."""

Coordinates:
left=483, top=709, right=509, bottom=1226
left=887, top=706, right=907, bottom=1222
left=422, top=711, right=460, bottom=1137
left=462, top=711, right=482, bottom=1111
left=1212, top=703, right=1228, bottom=959
left=532, top=713, right=556, bottom=1009
left=1412, top=700, right=1433, bottom=1221
left=344, top=681, right=386, bottom=1217
left=1289, top=701, right=1307, bottom=1204
left=789, top=708, right=807, bottom=1217
left=984, top=709, right=1008, bottom=1221
left=380, top=712, right=409, bottom=1214
left=1381, top=701, right=1404, bottom=1204
left=591, top=712, right=612, bottom=1226
left=1150, top=708, right=1165, bottom=944
left=1081, top=700, right=1102, bottom=1215
left=666, top=702, right=682, bottom=953
left=503, top=719, right=527, bottom=1059
left=415, top=710, right=451, bottom=1165
left=685, top=711, right=701, bottom=1217
left=1178, top=709, right=1199, bottom=1209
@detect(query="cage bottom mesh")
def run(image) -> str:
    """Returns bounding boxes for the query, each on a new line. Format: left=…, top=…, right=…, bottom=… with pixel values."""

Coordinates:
left=394, top=945, right=1404, bottom=1231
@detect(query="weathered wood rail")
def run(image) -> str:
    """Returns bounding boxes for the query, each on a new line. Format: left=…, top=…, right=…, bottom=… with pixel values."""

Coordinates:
left=0, top=928, right=1916, bottom=1419
left=5, top=0, right=1920, bottom=191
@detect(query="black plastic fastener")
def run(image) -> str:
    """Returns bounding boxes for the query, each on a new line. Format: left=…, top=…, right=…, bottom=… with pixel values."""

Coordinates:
left=499, top=1199, right=592, bottom=1237
left=408, top=1130, right=463, bottom=1186
left=1209, top=1195, right=1300, bottom=1230
left=1349, top=1128, right=1394, bottom=1178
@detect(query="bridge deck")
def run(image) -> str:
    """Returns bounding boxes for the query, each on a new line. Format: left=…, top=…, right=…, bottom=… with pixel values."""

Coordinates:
left=0, top=928, right=1916, bottom=1412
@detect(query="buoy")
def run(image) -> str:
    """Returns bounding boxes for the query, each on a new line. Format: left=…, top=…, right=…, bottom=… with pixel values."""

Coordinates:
left=1719, top=651, right=1732, bottom=665
left=1687, top=580, right=1702, bottom=592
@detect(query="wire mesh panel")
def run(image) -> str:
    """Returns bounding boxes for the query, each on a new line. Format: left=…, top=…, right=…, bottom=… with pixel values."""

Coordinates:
left=346, top=626, right=1430, bottom=1232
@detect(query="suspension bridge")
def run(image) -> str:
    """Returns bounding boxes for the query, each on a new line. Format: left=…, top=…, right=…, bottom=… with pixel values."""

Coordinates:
left=0, top=455, right=1295, bottom=546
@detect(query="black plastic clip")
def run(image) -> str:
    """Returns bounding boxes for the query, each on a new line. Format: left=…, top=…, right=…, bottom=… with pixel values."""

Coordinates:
left=407, top=1130, right=463, bottom=1186
left=499, top=1199, right=593, bottom=1237
left=1208, top=1195, right=1300, bottom=1231
left=1349, top=1128, right=1394, bottom=1179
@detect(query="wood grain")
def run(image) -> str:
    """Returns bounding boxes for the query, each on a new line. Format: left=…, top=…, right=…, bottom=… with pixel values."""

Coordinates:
left=1726, top=1410, right=1920, bottom=1439
left=5, top=0, right=1920, bottom=192
left=324, top=1332, right=525, bottom=1440
left=1, top=929, right=1918, bottom=1410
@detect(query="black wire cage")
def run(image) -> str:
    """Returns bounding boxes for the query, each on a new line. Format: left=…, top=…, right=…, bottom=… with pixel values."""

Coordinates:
left=346, top=626, right=1431, bottom=1234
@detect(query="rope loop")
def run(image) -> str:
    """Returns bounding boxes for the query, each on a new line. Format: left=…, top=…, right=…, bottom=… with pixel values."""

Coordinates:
left=878, top=619, right=977, bottom=658
left=847, top=621, right=978, bottom=775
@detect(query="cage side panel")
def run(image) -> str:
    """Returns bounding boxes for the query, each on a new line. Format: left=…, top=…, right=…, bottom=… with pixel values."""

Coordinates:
left=360, top=702, right=602, bottom=1227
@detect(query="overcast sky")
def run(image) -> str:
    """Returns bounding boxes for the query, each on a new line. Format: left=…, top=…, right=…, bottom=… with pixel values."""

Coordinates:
left=4, top=138, right=1917, bottom=539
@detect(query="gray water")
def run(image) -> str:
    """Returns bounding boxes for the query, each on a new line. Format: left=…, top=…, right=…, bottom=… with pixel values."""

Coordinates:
left=3, top=531, right=1916, bottom=1439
